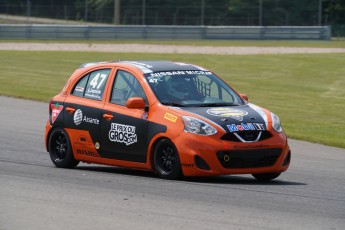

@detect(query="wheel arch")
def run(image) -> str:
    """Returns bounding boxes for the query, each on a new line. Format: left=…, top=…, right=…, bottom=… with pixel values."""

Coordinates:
left=148, top=136, right=171, bottom=172
left=46, top=126, right=69, bottom=153
left=48, top=126, right=79, bottom=168
left=45, top=125, right=56, bottom=152
left=147, top=135, right=173, bottom=171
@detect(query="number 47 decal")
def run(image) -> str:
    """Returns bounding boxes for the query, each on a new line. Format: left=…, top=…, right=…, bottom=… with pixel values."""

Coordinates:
left=90, top=73, right=107, bottom=89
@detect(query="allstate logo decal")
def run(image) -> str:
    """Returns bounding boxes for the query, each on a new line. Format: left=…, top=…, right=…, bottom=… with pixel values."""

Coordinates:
left=207, top=108, right=248, bottom=121
left=73, top=109, right=83, bottom=125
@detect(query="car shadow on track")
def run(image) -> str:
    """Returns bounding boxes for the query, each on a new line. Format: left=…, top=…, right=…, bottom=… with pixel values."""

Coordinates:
left=75, top=165, right=306, bottom=186
left=183, top=175, right=306, bottom=186
left=76, top=165, right=157, bottom=178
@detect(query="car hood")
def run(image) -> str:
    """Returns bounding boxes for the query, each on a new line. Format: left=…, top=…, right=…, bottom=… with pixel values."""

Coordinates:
left=176, top=103, right=269, bottom=133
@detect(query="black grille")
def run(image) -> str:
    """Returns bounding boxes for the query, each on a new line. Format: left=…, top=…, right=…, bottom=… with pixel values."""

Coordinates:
left=217, top=148, right=282, bottom=169
left=221, top=131, right=272, bottom=142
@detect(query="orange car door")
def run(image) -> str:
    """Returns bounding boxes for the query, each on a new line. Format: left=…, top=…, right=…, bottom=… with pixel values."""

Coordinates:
left=100, top=69, right=149, bottom=163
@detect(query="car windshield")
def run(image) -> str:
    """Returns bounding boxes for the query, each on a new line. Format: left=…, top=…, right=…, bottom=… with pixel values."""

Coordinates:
left=145, top=70, right=245, bottom=107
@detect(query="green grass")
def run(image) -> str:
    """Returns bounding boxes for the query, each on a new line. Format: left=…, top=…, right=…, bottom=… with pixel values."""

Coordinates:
left=1, top=39, right=345, bottom=48
left=0, top=50, right=344, bottom=148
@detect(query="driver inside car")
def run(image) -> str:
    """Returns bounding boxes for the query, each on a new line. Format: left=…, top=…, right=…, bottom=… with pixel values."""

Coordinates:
left=166, top=77, right=204, bottom=102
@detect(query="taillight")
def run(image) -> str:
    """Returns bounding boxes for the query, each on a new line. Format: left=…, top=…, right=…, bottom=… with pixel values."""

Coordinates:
left=49, top=98, right=53, bottom=114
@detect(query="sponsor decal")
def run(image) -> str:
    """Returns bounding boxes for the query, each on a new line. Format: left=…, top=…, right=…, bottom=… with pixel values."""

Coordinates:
left=95, top=142, right=100, bottom=150
left=227, top=123, right=265, bottom=132
left=84, top=88, right=102, bottom=99
left=74, top=109, right=83, bottom=125
left=51, top=102, right=63, bottom=124
left=109, top=123, right=137, bottom=146
left=83, top=116, right=100, bottom=125
left=142, top=112, right=149, bottom=120
left=207, top=108, right=248, bottom=121
left=75, top=86, right=84, bottom=92
left=181, top=163, right=194, bottom=168
left=73, top=109, right=100, bottom=126
left=149, top=70, right=212, bottom=77
left=234, top=144, right=269, bottom=150
left=164, top=113, right=177, bottom=122
left=76, top=149, right=97, bottom=157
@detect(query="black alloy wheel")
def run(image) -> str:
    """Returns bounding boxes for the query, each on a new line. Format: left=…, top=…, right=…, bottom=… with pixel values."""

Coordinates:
left=49, top=128, right=79, bottom=168
left=153, top=139, right=182, bottom=180
left=252, top=172, right=281, bottom=181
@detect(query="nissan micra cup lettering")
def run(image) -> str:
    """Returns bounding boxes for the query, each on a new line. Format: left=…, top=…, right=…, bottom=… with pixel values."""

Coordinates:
left=45, top=61, right=291, bottom=181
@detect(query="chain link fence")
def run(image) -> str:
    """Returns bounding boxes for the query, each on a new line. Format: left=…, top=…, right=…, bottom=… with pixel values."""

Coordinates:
left=0, top=1, right=344, bottom=37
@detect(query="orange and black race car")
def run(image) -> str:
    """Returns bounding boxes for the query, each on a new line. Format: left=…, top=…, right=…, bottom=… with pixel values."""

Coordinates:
left=45, top=61, right=291, bottom=181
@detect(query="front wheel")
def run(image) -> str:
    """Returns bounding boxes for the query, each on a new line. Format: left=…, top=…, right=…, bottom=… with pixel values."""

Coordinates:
left=252, top=172, right=281, bottom=181
left=153, top=139, right=182, bottom=180
left=49, top=128, right=79, bottom=168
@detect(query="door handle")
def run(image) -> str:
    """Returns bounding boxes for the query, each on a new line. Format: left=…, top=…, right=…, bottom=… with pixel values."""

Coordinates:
left=103, top=113, right=113, bottom=120
left=66, top=107, right=75, bottom=113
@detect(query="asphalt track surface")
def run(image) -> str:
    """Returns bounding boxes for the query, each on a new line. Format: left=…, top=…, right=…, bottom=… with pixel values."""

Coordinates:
left=1, top=96, right=344, bottom=230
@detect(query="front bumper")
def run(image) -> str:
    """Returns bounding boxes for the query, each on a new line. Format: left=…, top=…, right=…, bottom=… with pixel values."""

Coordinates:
left=173, top=130, right=290, bottom=177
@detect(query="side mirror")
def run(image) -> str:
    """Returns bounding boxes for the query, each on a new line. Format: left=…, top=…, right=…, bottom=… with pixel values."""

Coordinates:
left=126, top=97, right=146, bottom=110
left=240, top=94, right=248, bottom=101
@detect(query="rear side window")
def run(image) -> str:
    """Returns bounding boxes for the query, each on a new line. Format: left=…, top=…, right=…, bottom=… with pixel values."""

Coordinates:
left=72, top=69, right=111, bottom=100
left=72, top=75, right=88, bottom=97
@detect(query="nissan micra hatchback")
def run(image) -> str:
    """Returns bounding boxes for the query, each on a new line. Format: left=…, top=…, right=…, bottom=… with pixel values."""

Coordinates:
left=45, top=61, right=291, bottom=180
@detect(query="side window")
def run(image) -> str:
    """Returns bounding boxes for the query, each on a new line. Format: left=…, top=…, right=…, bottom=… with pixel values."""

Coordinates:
left=111, top=70, right=147, bottom=106
left=84, top=69, right=111, bottom=100
left=72, top=74, right=89, bottom=97
left=72, top=69, right=111, bottom=100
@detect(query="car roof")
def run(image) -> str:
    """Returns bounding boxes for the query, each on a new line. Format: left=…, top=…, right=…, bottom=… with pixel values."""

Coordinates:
left=79, top=60, right=209, bottom=74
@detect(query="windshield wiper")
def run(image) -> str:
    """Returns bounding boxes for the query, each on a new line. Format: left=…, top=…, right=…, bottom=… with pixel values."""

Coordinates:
left=196, top=103, right=239, bottom=107
left=161, top=102, right=186, bottom=107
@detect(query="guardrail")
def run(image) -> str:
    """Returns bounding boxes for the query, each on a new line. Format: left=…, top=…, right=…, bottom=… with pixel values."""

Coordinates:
left=0, top=24, right=331, bottom=40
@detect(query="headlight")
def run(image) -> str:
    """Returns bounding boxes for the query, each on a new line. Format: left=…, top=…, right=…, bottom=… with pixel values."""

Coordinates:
left=271, top=112, right=283, bottom=132
left=182, top=116, right=217, bottom=136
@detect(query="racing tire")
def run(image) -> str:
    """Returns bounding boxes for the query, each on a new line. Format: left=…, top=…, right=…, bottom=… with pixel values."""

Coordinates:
left=153, top=139, right=182, bottom=180
left=49, top=127, right=79, bottom=168
left=252, top=173, right=281, bottom=181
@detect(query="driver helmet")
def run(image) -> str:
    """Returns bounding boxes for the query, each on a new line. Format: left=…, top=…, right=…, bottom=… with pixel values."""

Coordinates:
left=167, top=77, right=195, bottom=100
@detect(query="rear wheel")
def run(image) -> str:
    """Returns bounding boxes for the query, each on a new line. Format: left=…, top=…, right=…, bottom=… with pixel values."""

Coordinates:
left=252, top=173, right=281, bottom=181
left=153, top=139, right=182, bottom=180
left=49, top=128, right=79, bottom=168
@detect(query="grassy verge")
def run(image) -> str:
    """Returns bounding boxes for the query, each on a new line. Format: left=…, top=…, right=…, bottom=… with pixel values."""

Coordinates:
left=0, top=50, right=344, bottom=148
left=1, top=39, right=345, bottom=48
